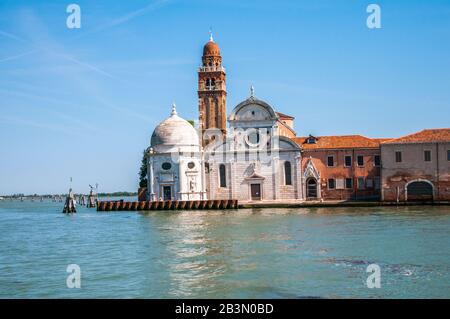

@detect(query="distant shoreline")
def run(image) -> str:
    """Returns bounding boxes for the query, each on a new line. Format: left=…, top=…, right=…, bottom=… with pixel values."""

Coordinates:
left=0, top=192, right=138, bottom=198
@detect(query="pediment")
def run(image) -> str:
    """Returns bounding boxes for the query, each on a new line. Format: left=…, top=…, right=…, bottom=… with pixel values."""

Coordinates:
left=244, top=173, right=265, bottom=180
left=304, top=158, right=320, bottom=179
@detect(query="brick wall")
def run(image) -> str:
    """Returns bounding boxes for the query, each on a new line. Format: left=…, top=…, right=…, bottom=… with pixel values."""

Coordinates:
left=302, top=148, right=382, bottom=200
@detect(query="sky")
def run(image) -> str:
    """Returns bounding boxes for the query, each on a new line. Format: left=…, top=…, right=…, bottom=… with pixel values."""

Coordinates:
left=1, top=0, right=450, bottom=195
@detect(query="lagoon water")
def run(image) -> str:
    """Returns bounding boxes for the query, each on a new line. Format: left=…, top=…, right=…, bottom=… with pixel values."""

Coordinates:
left=0, top=197, right=449, bottom=298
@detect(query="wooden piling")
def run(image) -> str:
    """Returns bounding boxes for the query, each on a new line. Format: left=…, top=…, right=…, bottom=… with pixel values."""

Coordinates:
left=96, top=199, right=238, bottom=212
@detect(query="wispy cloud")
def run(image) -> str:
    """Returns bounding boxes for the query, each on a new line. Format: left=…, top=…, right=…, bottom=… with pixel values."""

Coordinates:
left=0, top=115, right=86, bottom=137
left=50, top=51, right=119, bottom=80
left=0, top=30, right=27, bottom=43
left=0, top=8, right=156, bottom=124
left=0, top=49, right=37, bottom=63
left=75, top=0, right=170, bottom=39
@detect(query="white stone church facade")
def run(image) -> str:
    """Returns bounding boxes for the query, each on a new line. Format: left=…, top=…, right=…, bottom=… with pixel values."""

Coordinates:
left=146, top=36, right=303, bottom=202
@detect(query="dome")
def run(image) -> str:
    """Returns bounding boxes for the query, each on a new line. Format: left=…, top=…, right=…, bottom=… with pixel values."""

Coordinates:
left=150, top=104, right=200, bottom=153
left=203, top=40, right=221, bottom=56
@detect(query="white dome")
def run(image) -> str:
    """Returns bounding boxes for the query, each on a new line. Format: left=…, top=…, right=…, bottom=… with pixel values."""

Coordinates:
left=150, top=104, right=200, bottom=153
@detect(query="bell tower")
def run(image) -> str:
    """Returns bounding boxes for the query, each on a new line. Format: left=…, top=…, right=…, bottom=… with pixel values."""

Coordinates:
left=198, top=33, right=227, bottom=146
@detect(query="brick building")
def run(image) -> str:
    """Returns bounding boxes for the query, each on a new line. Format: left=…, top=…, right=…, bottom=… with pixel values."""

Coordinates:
left=295, top=135, right=388, bottom=200
left=381, top=129, right=450, bottom=202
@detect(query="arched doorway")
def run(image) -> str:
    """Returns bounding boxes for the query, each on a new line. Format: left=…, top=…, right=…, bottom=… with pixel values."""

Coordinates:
left=306, top=178, right=318, bottom=199
left=406, top=180, right=433, bottom=201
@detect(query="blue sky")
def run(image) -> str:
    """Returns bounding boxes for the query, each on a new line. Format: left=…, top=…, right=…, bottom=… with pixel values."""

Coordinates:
left=1, top=0, right=449, bottom=195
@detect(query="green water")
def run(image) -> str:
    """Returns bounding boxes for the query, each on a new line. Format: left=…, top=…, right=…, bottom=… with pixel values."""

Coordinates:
left=0, top=198, right=449, bottom=298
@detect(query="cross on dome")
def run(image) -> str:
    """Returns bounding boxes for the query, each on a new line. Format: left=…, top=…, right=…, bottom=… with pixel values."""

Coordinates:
left=171, top=102, right=177, bottom=116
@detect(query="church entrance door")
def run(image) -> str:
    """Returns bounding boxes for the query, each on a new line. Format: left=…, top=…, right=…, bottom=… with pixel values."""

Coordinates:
left=163, top=186, right=172, bottom=201
left=250, top=184, right=262, bottom=201
left=307, top=178, right=318, bottom=199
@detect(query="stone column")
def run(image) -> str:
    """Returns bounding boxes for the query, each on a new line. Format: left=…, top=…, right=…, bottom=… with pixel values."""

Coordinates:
left=200, top=152, right=207, bottom=200
left=178, top=158, right=184, bottom=201
left=230, top=158, right=235, bottom=200
left=148, top=157, right=155, bottom=201
left=295, top=154, right=302, bottom=200
left=272, top=156, right=279, bottom=200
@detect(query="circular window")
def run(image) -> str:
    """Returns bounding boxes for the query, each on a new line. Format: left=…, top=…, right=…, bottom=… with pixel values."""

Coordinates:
left=187, top=162, right=195, bottom=169
left=245, top=129, right=260, bottom=147
left=162, top=162, right=172, bottom=170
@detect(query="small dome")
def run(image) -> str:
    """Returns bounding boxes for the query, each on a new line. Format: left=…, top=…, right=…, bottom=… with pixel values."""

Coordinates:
left=150, top=104, right=200, bottom=153
left=203, top=40, right=221, bottom=56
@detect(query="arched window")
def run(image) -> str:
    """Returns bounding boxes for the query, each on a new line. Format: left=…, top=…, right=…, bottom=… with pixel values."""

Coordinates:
left=284, top=161, right=292, bottom=185
left=205, top=78, right=215, bottom=90
left=219, top=164, right=227, bottom=188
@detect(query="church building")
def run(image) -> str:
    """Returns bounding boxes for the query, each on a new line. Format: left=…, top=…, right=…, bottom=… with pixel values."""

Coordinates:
left=143, top=35, right=450, bottom=203
left=145, top=35, right=302, bottom=202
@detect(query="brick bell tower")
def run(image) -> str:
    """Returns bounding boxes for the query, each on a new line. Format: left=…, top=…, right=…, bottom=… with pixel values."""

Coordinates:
left=198, top=33, right=227, bottom=146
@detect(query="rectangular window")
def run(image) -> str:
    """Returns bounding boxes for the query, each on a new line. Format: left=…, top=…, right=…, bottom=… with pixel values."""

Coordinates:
left=357, top=177, right=365, bottom=190
left=374, top=177, right=381, bottom=190
left=345, top=178, right=353, bottom=189
left=357, top=155, right=364, bottom=167
left=328, top=179, right=336, bottom=189
left=395, top=151, right=402, bottom=163
left=374, top=155, right=381, bottom=166
left=366, top=179, right=373, bottom=188
left=424, top=150, right=431, bottom=162
left=327, top=155, right=335, bottom=167
left=448, top=150, right=450, bottom=161
left=344, top=155, right=352, bottom=167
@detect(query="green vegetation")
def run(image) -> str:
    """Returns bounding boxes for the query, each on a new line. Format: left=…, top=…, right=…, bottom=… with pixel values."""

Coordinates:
left=97, top=192, right=137, bottom=197
left=139, top=148, right=149, bottom=188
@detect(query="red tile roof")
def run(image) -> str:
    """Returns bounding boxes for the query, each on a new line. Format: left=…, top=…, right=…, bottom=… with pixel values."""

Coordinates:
left=294, top=135, right=388, bottom=150
left=276, top=111, right=295, bottom=120
left=382, top=128, right=450, bottom=144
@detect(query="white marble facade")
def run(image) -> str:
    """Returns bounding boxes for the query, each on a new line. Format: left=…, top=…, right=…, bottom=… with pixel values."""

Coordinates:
left=147, top=96, right=303, bottom=202
left=204, top=95, right=302, bottom=202
left=147, top=104, right=206, bottom=201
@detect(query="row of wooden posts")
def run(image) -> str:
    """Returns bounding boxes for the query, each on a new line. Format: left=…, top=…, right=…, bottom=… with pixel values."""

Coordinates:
left=97, top=199, right=239, bottom=211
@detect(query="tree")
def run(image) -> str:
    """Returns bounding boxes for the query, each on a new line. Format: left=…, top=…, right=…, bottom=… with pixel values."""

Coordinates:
left=139, top=149, right=149, bottom=188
